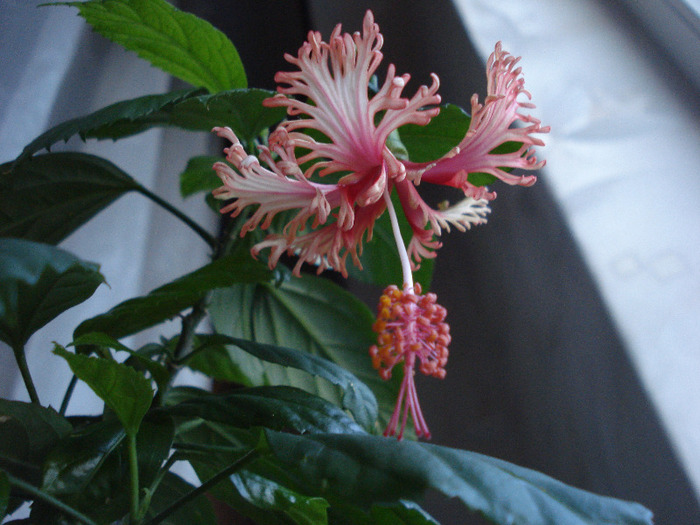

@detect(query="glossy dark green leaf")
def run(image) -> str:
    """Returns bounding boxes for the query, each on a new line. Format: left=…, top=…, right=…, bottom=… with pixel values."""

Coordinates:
left=328, top=500, right=438, bottom=525
left=265, top=431, right=655, bottom=525
left=28, top=417, right=130, bottom=523
left=14, top=89, right=202, bottom=163
left=0, top=239, right=104, bottom=348
left=183, top=336, right=249, bottom=385
left=0, top=469, right=8, bottom=520
left=167, top=385, right=365, bottom=435
left=62, top=0, right=246, bottom=93
left=0, top=417, right=29, bottom=474
left=42, top=419, right=126, bottom=496
left=146, top=472, right=216, bottom=525
left=181, top=421, right=327, bottom=525
left=369, top=501, right=439, bottom=525
left=179, top=156, right=223, bottom=198
left=75, top=250, right=271, bottom=340
left=210, top=274, right=397, bottom=432
left=0, top=399, right=71, bottom=487
left=0, top=153, right=140, bottom=245
left=137, top=412, right=175, bottom=488
left=36, top=418, right=173, bottom=523
left=228, top=470, right=330, bottom=525
left=53, top=346, right=153, bottom=437
left=167, top=89, right=286, bottom=144
left=185, top=335, right=377, bottom=432
left=399, top=104, right=470, bottom=163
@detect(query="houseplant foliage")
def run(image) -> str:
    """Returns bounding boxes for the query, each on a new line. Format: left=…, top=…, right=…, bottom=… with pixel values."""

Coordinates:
left=0, top=1, right=654, bottom=524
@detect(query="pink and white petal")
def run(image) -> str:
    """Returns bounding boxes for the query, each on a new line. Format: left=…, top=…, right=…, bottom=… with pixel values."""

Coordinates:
left=417, top=43, right=549, bottom=192
left=263, top=11, right=441, bottom=183
left=394, top=179, right=489, bottom=268
left=252, top=198, right=386, bottom=277
left=212, top=159, right=341, bottom=237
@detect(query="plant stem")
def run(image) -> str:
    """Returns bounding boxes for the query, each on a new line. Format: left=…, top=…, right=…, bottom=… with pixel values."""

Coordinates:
left=59, top=374, right=78, bottom=416
left=137, top=453, right=180, bottom=520
left=172, top=441, right=247, bottom=453
left=6, top=473, right=98, bottom=525
left=143, top=450, right=259, bottom=525
left=136, top=186, right=217, bottom=250
left=128, top=433, right=140, bottom=525
left=172, top=296, right=209, bottom=363
left=12, top=343, right=40, bottom=405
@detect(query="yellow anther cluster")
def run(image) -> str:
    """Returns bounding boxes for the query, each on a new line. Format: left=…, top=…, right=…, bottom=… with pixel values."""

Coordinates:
left=369, top=282, right=450, bottom=381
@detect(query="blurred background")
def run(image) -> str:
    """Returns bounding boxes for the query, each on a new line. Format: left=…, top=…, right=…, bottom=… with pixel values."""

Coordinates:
left=1, top=0, right=699, bottom=523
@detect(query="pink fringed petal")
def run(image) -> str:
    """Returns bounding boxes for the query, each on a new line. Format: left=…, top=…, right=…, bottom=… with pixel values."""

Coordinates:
left=251, top=197, right=387, bottom=278
left=212, top=127, right=342, bottom=238
left=394, top=179, right=490, bottom=269
left=416, top=42, right=550, bottom=199
left=263, top=10, right=441, bottom=181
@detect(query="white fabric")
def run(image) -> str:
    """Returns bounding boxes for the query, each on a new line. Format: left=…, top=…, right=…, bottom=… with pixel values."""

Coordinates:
left=453, top=0, right=700, bottom=500
left=1, top=5, right=214, bottom=519
left=0, top=3, right=215, bottom=412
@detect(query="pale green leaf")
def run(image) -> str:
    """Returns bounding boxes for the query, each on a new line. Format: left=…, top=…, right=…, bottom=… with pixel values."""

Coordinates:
left=62, top=0, right=246, bottom=92
left=53, top=346, right=153, bottom=437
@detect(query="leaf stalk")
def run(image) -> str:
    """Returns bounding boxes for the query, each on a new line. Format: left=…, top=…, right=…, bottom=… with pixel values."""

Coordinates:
left=11, top=343, right=40, bottom=405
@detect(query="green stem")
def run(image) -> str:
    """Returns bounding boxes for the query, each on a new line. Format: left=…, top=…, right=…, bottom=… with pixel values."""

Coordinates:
left=128, top=433, right=140, bottom=525
left=59, top=374, right=78, bottom=416
left=136, top=186, right=217, bottom=250
left=172, top=441, right=247, bottom=453
left=143, top=450, right=259, bottom=525
left=6, top=473, right=97, bottom=525
left=137, top=453, right=180, bottom=520
left=12, top=343, right=40, bottom=405
left=172, top=296, right=209, bottom=363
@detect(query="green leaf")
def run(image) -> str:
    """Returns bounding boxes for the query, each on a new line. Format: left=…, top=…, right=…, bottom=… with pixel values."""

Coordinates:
left=39, top=415, right=172, bottom=523
left=179, top=156, right=222, bottom=198
left=210, top=275, right=396, bottom=431
left=0, top=239, right=104, bottom=347
left=63, top=0, right=246, bottom=93
left=146, top=472, right=216, bottom=525
left=186, top=335, right=377, bottom=431
left=183, top=336, right=249, bottom=385
left=0, top=470, right=8, bottom=520
left=14, top=88, right=281, bottom=167
left=180, top=422, right=328, bottom=525
left=71, top=332, right=171, bottom=393
left=399, top=104, right=470, bottom=163
left=53, top=346, right=153, bottom=437
left=369, top=501, right=439, bottom=525
left=0, top=153, right=140, bottom=245
left=328, top=500, right=438, bottom=525
left=166, top=385, right=365, bottom=435
left=265, top=431, right=655, bottom=525
left=167, top=89, right=286, bottom=145
left=228, top=470, right=330, bottom=525
left=137, top=412, right=175, bottom=488
left=0, top=399, right=71, bottom=467
left=42, top=419, right=126, bottom=496
left=14, top=88, right=202, bottom=163
left=75, top=250, right=271, bottom=340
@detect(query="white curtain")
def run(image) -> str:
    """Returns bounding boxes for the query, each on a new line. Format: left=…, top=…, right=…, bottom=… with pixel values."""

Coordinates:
left=0, top=1, right=215, bottom=413
left=453, top=0, right=700, bottom=501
